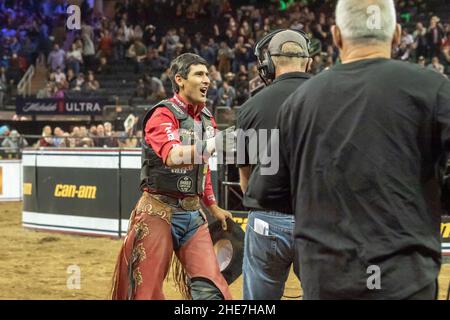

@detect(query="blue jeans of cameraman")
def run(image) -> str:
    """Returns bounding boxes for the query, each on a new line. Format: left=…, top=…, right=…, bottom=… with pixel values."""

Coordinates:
left=243, top=210, right=300, bottom=300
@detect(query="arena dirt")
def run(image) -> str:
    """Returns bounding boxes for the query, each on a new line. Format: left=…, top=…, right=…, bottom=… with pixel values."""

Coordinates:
left=0, top=202, right=448, bottom=300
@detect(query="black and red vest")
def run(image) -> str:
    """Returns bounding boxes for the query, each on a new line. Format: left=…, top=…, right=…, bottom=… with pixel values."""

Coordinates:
left=140, top=100, right=215, bottom=196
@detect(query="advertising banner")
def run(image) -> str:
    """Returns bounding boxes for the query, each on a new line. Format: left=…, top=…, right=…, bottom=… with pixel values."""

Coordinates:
left=0, top=160, right=22, bottom=201
left=16, top=97, right=107, bottom=115
left=443, top=216, right=450, bottom=256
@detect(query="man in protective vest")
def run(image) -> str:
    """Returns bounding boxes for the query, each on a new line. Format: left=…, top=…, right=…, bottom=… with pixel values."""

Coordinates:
left=112, top=53, right=235, bottom=300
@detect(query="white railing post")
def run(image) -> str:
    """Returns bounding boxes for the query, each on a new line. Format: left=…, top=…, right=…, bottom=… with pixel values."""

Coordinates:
left=17, top=65, right=35, bottom=97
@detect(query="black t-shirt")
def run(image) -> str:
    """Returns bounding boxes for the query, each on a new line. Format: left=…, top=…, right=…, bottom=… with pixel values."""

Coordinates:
left=250, top=58, right=450, bottom=299
left=236, top=72, right=311, bottom=213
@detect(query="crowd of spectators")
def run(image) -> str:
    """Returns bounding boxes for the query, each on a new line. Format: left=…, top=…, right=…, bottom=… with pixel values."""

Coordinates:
left=0, top=117, right=143, bottom=157
left=0, top=0, right=449, bottom=137
left=0, top=124, right=28, bottom=158
left=34, top=120, right=142, bottom=149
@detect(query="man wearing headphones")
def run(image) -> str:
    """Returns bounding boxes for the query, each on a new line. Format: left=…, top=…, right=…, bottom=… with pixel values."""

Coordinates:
left=236, top=29, right=312, bottom=300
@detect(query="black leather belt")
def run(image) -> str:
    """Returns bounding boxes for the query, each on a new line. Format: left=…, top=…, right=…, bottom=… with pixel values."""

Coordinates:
left=151, top=194, right=201, bottom=211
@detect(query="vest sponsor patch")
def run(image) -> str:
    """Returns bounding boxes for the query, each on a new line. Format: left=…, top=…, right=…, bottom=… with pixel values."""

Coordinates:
left=206, top=126, right=215, bottom=139
left=177, top=176, right=193, bottom=192
left=171, top=167, right=193, bottom=174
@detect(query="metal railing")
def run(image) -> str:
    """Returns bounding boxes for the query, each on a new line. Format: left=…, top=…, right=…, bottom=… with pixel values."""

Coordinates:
left=17, top=65, right=35, bottom=97
left=0, top=134, right=143, bottom=159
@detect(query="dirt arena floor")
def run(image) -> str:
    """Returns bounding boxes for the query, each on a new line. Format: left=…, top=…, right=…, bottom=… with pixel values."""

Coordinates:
left=0, top=201, right=449, bottom=300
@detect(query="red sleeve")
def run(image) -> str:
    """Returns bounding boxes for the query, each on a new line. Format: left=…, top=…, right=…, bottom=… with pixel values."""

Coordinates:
left=145, top=107, right=181, bottom=164
left=202, top=166, right=216, bottom=206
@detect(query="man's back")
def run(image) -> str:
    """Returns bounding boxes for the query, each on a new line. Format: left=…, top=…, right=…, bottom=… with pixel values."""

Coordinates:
left=279, top=58, right=450, bottom=299
left=238, top=72, right=310, bottom=210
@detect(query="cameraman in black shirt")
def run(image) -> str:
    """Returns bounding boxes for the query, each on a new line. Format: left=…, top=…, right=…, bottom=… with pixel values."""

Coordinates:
left=236, top=29, right=311, bottom=300
left=251, top=0, right=450, bottom=299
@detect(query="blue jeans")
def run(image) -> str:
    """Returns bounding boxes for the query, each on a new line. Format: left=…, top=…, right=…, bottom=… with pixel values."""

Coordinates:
left=171, top=210, right=206, bottom=250
left=170, top=210, right=224, bottom=300
left=243, top=210, right=300, bottom=300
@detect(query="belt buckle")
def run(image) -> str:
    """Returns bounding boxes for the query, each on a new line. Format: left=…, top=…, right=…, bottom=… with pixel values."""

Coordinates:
left=180, top=196, right=200, bottom=211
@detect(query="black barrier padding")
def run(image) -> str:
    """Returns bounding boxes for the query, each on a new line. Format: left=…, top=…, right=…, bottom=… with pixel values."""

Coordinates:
left=31, top=167, right=119, bottom=219
left=22, top=165, right=38, bottom=212
left=120, top=168, right=142, bottom=219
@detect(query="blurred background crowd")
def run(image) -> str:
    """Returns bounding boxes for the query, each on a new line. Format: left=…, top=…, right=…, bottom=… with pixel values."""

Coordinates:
left=0, top=0, right=449, bottom=155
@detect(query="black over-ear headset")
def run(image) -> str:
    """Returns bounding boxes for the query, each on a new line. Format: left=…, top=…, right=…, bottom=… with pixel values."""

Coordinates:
left=254, top=29, right=311, bottom=84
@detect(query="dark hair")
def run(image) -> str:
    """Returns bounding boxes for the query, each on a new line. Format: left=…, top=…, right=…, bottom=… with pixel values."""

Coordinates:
left=169, top=53, right=208, bottom=93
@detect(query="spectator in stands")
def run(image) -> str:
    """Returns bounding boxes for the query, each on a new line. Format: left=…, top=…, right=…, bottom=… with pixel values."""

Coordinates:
left=93, top=124, right=105, bottom=147
left=81, top=20, right=95, bottom=47
left=84, top=72, right=100, bottom=91
left=104, top=122, right=119, bottom=147
left=78, top=126, right=94, bottom=148
left=9, top=37, right=21, bottom=55
left=200, top=42, right=216, bottom=66
left=52, top=127, right=65, bottom=147
left=0, top=125, right=9, bottom=137
left=118, top=19, right=133, bottom=44
left=148, top=75, right=166, bottom=102
left=207, top=80, right=219, bottom=109
left=1, top=130, right=27, bottom=158
left=47, top=43, right=65, bottom=72
left=134, top=78, right=148, bottom=99
left=209, top=65, right=222, bottom=85
left=36, top=125, right=53, bottom=147
left=443, top=46, right=450, bottom=74
left=68, top=126, right=81, bottom=147
left=427, top=56, right=445, bottom=75
left=54, top=67, right=66, bottom=85
left=127, top=38, right=148, bottom=74
left=143, top=24, right=157, bottom=48
left=114, top=24, right=128, bottom=61
left=394, top=41, right=411, bottom=61
left=159, top=68, right=173, bottom=95
left=218, top=80, right=236, bottom=107
left=97, top=30, right=113, bottom=59
left=224, top=71, right=236, bottom=87
left=82, top=32, right=96, bottom=72
left=104, top=122, right=113, bottom=137
left=66, top=42, right=83, bottom=75
left=147, top=48, right=169, bottom=73
left=66, top=68, right=76, bottom=89
left=79, top=126, right=89, bottom=138
left=72, top=73, right=85, bottom=91
left=235, top=71, right=249, bottom=105
left=133, top=25, right=144, bottom=41
left=217, top=41, right=233, bottom=75
left=311, top=55, right=325, bottom=74
left=164, top=28, right=181, bottom=61
left=37, top=82, right=54, bottom=98
left=89, top=124, right=97, bottom=137
left=53, top=82, right=65, bottom=98
left=96, top=56, right=112, bottom=75
left=418, top=55, right=426, bottom=67
left=427, top=16, right=445, bottom=59
left=6, top=53, right=24, bottom=92
left=413, top=22, right=428, bottom=59
left=58, top=132, right=69, bottom=148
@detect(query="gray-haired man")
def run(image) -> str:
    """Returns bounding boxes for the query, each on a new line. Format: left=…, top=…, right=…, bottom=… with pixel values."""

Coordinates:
left=250, top=0, right=450, bottom=299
